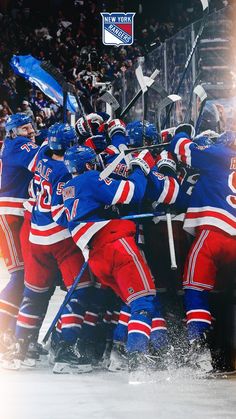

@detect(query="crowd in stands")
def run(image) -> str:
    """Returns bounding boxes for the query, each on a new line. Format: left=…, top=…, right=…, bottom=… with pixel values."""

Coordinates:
left=0, top=0, right=231, bottom=139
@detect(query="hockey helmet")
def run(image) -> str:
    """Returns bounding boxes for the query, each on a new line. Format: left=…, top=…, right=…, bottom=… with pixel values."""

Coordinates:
left=48, top=123, right=77, bottom=151
left=126, top=120, right=158, bottom=147
left=5, top=113, right=32, bottom=136
left=64, top=145, right=97, bottom=174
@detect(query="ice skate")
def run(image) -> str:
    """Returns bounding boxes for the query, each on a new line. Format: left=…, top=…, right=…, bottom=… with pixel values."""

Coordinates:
left=53, top=341, right=93, bottom=374
left=1, top=338, right=34, bottom=370
left=108, top=342, right=128, bottom=372
left=26, top=341, right=48, bottom=360
left=149, top=344, right=176, bottom=371
left=0, top=330, right=15, bottom=359
left=128, top=351, right=155, bottom=384
left=187, top=334, right=214, bottom=376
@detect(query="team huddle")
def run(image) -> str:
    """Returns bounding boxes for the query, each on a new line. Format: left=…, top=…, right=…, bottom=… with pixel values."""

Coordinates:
left=0, top=110, right=235, bottom=381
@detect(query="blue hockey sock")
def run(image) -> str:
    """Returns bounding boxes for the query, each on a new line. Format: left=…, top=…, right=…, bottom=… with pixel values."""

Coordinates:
left=126, top=296, right=155, bottom=353
left=0, top=270, right=24, bottom=331
left=184, top=288, right=211, bottom=341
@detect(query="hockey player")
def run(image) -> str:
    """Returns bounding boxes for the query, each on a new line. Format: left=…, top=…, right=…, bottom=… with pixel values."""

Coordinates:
left=0, top=113, right=39, bottom=352
left=168, top=125, right=236, bottom=374
left=94, top=119, right=179, bottom=371
left=3, top=123, right=93, bottom=373
left=62, top=142, right=179, bottom=380
left=62, top=144, right=159, bottom=379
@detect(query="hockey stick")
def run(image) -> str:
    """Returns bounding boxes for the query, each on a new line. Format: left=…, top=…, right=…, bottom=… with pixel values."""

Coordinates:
left=194, top=85, right=208, bottom=134
left=119, top=69, right=159, bottom=118
left=166, top=210, right=177, bottom=270
left=42, top=261, right=88, bottom=344
left=135, top=65, right=148, bottom=144
left=157, top=94, right=182, bottom=132
left=162, top=0, right=210, bottom=129
left=99, top=142, right=169, bottom=180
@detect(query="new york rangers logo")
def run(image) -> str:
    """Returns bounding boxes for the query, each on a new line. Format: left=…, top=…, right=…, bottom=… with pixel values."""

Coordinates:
left=100, top=13, right=135, bottom=46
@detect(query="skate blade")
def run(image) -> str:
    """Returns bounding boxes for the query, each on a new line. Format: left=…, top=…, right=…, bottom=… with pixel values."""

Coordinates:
left=108, top=362, right=128, bottom=372
left=21, top=358, right=36, bottom=367
left=53, top=362, right=93, bottom=374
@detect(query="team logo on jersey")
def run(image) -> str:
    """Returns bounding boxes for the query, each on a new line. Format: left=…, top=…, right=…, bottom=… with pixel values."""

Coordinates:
left=100, top=13, right=135, bottom=46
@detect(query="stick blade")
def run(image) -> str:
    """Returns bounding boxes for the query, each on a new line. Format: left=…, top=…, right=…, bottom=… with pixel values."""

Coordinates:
left=158, top=94, right=181, bottom=111
left=135, top=65, right=148, bottom=93
left=150, top=82, right=168, bottom=98
left=99, top=91, right=120, bottom=111
left=200, top=0, right=209, bottom=11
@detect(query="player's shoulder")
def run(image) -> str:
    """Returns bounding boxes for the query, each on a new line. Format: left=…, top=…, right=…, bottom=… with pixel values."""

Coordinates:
left=46, top=159, right=71, bottom=184
left=65, top=170, right=100, bottom=191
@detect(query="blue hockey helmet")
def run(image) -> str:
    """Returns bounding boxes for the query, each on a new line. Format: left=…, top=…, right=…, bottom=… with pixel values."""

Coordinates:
left=5, top=113, right=32, bottom=136
left=126, top=120, right=158, bottom=147
left=48, top=123, right=77, bottom=152
left=64, top=145, right=97, bottom=174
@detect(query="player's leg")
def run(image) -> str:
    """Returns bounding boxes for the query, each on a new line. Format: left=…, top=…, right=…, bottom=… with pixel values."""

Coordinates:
left=183, top=229, right=219, bottom=373
left=0, top=214, right=25, bottom=351
left=51, top=238, right=93, bottom=373
left=2, top=243, right=58, bottom=368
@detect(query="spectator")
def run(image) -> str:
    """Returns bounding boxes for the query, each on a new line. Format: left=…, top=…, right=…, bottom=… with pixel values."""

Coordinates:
left=21, top=100, right=35, bottom=120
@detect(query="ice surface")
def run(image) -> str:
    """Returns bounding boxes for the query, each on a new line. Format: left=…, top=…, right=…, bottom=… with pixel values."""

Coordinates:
left=0, top=259, right=236, bottom=419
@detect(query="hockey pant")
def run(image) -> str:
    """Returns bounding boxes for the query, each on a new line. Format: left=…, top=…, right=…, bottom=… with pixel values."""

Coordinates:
left=88, top=220, right=166, bottom=353
left=183, top=228, right=236, bottom=341
left=16, top=238, right=92, bottom=342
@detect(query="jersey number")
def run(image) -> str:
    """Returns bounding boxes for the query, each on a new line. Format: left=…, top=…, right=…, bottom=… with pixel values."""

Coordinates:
left=65, top=199, right=79, bottom=222
left=36, top=179, right=52, bottom=212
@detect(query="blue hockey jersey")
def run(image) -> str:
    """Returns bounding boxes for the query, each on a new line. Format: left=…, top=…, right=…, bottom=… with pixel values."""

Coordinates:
left=0, top=136, right=39, bottom=216
left=62, top=168, right=147, bottom=254
left=168, top=132, right=236, bottom=236
left=30, top=146, right=71, bottom=245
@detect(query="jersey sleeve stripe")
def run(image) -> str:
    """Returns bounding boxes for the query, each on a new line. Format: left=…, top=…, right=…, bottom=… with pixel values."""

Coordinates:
left=175, top=137, right=192, bottom=166
left=71, top=220, right=110, bottom=252
left=51, top=204, right=65, bottom=220
left=111, top=180, right=134, bottom=205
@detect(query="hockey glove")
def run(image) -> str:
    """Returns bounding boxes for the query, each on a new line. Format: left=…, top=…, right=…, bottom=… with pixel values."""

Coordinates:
left=84, top=135, right=107, bottom=153
left=161, top=127, right=176, bottom=143
left=76, top=113, right=104, bottom=137
left=175, top=123, right=195, bottom=139
left=107, top=119, right=126, bottom=138
left=128, top=150, right=156, bottom=176
left=156, top=150, right=177, bottom=176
